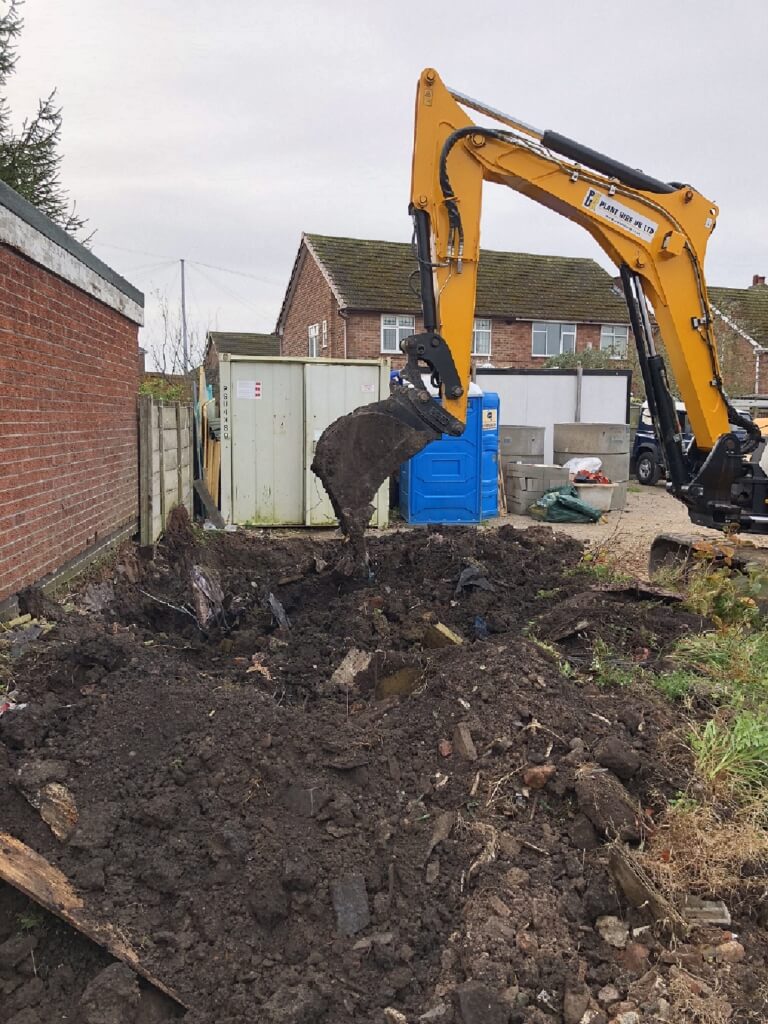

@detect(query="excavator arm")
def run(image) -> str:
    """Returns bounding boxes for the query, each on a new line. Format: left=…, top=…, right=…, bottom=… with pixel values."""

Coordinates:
left=312, top=69, right=768, bottom=563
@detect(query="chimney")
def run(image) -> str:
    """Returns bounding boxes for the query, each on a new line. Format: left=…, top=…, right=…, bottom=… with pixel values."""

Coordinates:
left=752, top=274, right=766, bottom=286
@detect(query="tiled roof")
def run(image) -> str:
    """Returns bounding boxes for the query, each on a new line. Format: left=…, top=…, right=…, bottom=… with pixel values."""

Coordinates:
left=207, top=332, right=280, bottom=356
left=710, top=285, right=768, bottom=349
left=305, top=233, right=630, bottom=324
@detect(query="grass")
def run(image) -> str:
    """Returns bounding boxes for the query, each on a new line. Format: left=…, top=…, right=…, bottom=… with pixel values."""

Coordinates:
left=652, top=669, right=697, bottom=702
left=637, top=562, right=768, bottom=926
left=674, top=627, right=768, bottom=685
left=571, top=548, right=634, bottom=585
left=589, top=636, right=643, bottom=689
left=649, top=558, right=768, bottom=707
left=654, top=626, right=768, bottom=705
left=690, top=710, right=768, bottom=799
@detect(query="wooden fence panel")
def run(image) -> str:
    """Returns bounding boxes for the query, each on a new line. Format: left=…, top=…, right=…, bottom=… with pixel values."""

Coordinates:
left=139, top=394, right=194, bottom=545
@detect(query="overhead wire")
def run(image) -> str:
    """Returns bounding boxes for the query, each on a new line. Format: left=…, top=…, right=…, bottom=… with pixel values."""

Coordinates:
left=188, top=262, right=269, bottom=318
left=97, top=240, right=280, bottom=286
left=189, top=258, right=282, bottom=286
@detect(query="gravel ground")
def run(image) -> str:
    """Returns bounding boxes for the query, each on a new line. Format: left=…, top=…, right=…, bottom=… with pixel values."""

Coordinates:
left=500, top=482, right=768, bottom=576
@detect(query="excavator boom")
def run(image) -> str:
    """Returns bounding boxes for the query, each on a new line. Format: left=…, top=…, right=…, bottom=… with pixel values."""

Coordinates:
left=312, top=69, right=768, bottom=566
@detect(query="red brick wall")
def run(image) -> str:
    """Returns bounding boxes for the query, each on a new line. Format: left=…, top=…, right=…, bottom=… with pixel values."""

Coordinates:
left=343, top=312, right=611, bottom=368
left=759, top=353, right=768, bottom=394
left=344, top=311, right=415, bottom=364
left=280, top=250, right=342, bottom=358
left=713, top=321, right=761, bottom=395
left=0, top=245, right=140, bottom=604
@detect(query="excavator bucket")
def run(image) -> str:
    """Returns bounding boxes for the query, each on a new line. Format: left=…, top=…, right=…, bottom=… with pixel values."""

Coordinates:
left=312, top=319, right=467, bottom=573
left=312, top=389, right=440, bottom=572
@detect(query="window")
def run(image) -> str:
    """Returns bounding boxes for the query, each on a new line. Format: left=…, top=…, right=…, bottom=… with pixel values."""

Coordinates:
left=308, top=322, right=319, bottom=357
left=472, top=318, right=492, bottom=357
left=600, top=324, right=629, bottom=359
left=381, top=314, right=415, bottom=354
left=321, top=320, right=328, bottom=349
left=532, top=322, right=577, bottom=357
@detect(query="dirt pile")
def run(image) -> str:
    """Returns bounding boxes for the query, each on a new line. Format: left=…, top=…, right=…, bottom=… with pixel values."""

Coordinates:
left=1, top=522, right=766, bottom=1023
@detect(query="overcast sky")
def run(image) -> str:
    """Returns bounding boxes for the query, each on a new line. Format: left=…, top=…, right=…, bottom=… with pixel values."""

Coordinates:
left=6, top=0, right=768, bottom=363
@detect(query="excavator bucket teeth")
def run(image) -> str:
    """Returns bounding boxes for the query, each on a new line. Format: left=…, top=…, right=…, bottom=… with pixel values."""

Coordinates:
left=312, top=394, right=439, bottom=563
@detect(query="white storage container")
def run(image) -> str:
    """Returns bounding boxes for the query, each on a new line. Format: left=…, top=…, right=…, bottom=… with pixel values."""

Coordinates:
left=573, top=482, right=616, bottom=512
left=219, top=355, right=390, bottom=528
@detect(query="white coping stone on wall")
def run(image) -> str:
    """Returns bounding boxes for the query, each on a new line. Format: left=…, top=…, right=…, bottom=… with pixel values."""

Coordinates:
left=0, top=206, right=144, bottom=325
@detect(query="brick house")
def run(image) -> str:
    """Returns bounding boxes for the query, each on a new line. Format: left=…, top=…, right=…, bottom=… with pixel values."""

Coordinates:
left=709, top=276, right=768, bottom=395
left=0, top=181, right=143, bottom=609
left=277, top=233, right=634, bottom=369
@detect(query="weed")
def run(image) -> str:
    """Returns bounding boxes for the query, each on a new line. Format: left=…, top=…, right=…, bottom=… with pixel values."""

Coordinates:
left=690, top=710, right=768, bottom=799
left=674, top=627, right=768, bottom=695
left=16, top=909, right=44, bottom=932
left=683, top=564, right=766, bottom=627
left=653, top=626, right=768, bottom=707
left=571, top=549, right=633, bottom=585
left=139, top=377, right=188, bottom=402
left=589, top=637, right=641, bottom=688
left=667, top=793, right=699, bottom=813
left=529, top=638, right=573, bottom=678
left=627, top=483, right=642, bottom=494
left=652, top=669, right=697, bottom=702
left=535, top=587, right=561, bottom=600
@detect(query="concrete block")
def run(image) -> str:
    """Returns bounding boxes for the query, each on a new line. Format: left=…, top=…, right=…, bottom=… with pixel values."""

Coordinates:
left=553, top=422, right=630, bottom=455
left=507, top=465, right=569, bottom=493
left=506, top=495, right=535, bottom=515
left=499, top=426, right=545, bottom=458
left=611, top=481, right=628, bottom=510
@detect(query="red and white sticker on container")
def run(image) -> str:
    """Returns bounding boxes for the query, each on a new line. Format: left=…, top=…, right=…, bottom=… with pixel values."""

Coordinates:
left=236, top=379, right=263, bottom=400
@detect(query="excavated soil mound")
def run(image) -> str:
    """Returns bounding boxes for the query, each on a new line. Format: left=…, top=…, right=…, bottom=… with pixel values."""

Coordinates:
left=1, top=524, right=765, bottom=1024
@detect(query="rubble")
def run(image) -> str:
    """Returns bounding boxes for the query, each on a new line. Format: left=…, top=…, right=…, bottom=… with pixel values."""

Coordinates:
left=451, top=723, right=477, bottom=762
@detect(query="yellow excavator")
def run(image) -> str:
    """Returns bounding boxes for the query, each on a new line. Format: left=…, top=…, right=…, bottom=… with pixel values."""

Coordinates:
left=312, top=68, right=767, bottom=567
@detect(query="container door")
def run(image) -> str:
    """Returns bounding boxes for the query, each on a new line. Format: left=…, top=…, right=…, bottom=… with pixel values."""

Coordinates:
left=405, top=397, right=482, bottom=524
left=303, top=362, right=385, bottom=526
left=230, top=360, right=304, bottom=525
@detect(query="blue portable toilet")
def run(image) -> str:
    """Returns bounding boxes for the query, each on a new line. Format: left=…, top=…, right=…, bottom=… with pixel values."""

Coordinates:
left=399, top=384, right=500, bottom=524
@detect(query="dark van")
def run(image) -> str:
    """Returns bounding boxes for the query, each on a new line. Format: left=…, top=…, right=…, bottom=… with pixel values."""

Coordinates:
left=632, top=401, right=752, bottom=485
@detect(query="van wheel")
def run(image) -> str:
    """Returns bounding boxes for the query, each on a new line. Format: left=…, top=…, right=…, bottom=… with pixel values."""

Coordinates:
left=636, top=452, right=660, bottom=486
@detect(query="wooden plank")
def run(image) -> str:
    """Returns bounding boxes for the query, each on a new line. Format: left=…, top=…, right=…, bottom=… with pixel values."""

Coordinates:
left=212, top=441, right=221, bottom=506
left=138, top=395, right=153, bottom=547
left=158, top=403, right=166, bottom=534
left=0, top=832, right=187, bottom=1008
left=608, top=847, right=689, bottom=938
left=194, top=479, right=225, bottom=528
left=497, top=459, right=507, bottom=515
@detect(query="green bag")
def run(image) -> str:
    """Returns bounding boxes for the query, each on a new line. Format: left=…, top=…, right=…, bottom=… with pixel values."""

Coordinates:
left=528, top=484, right=602, bottom=524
